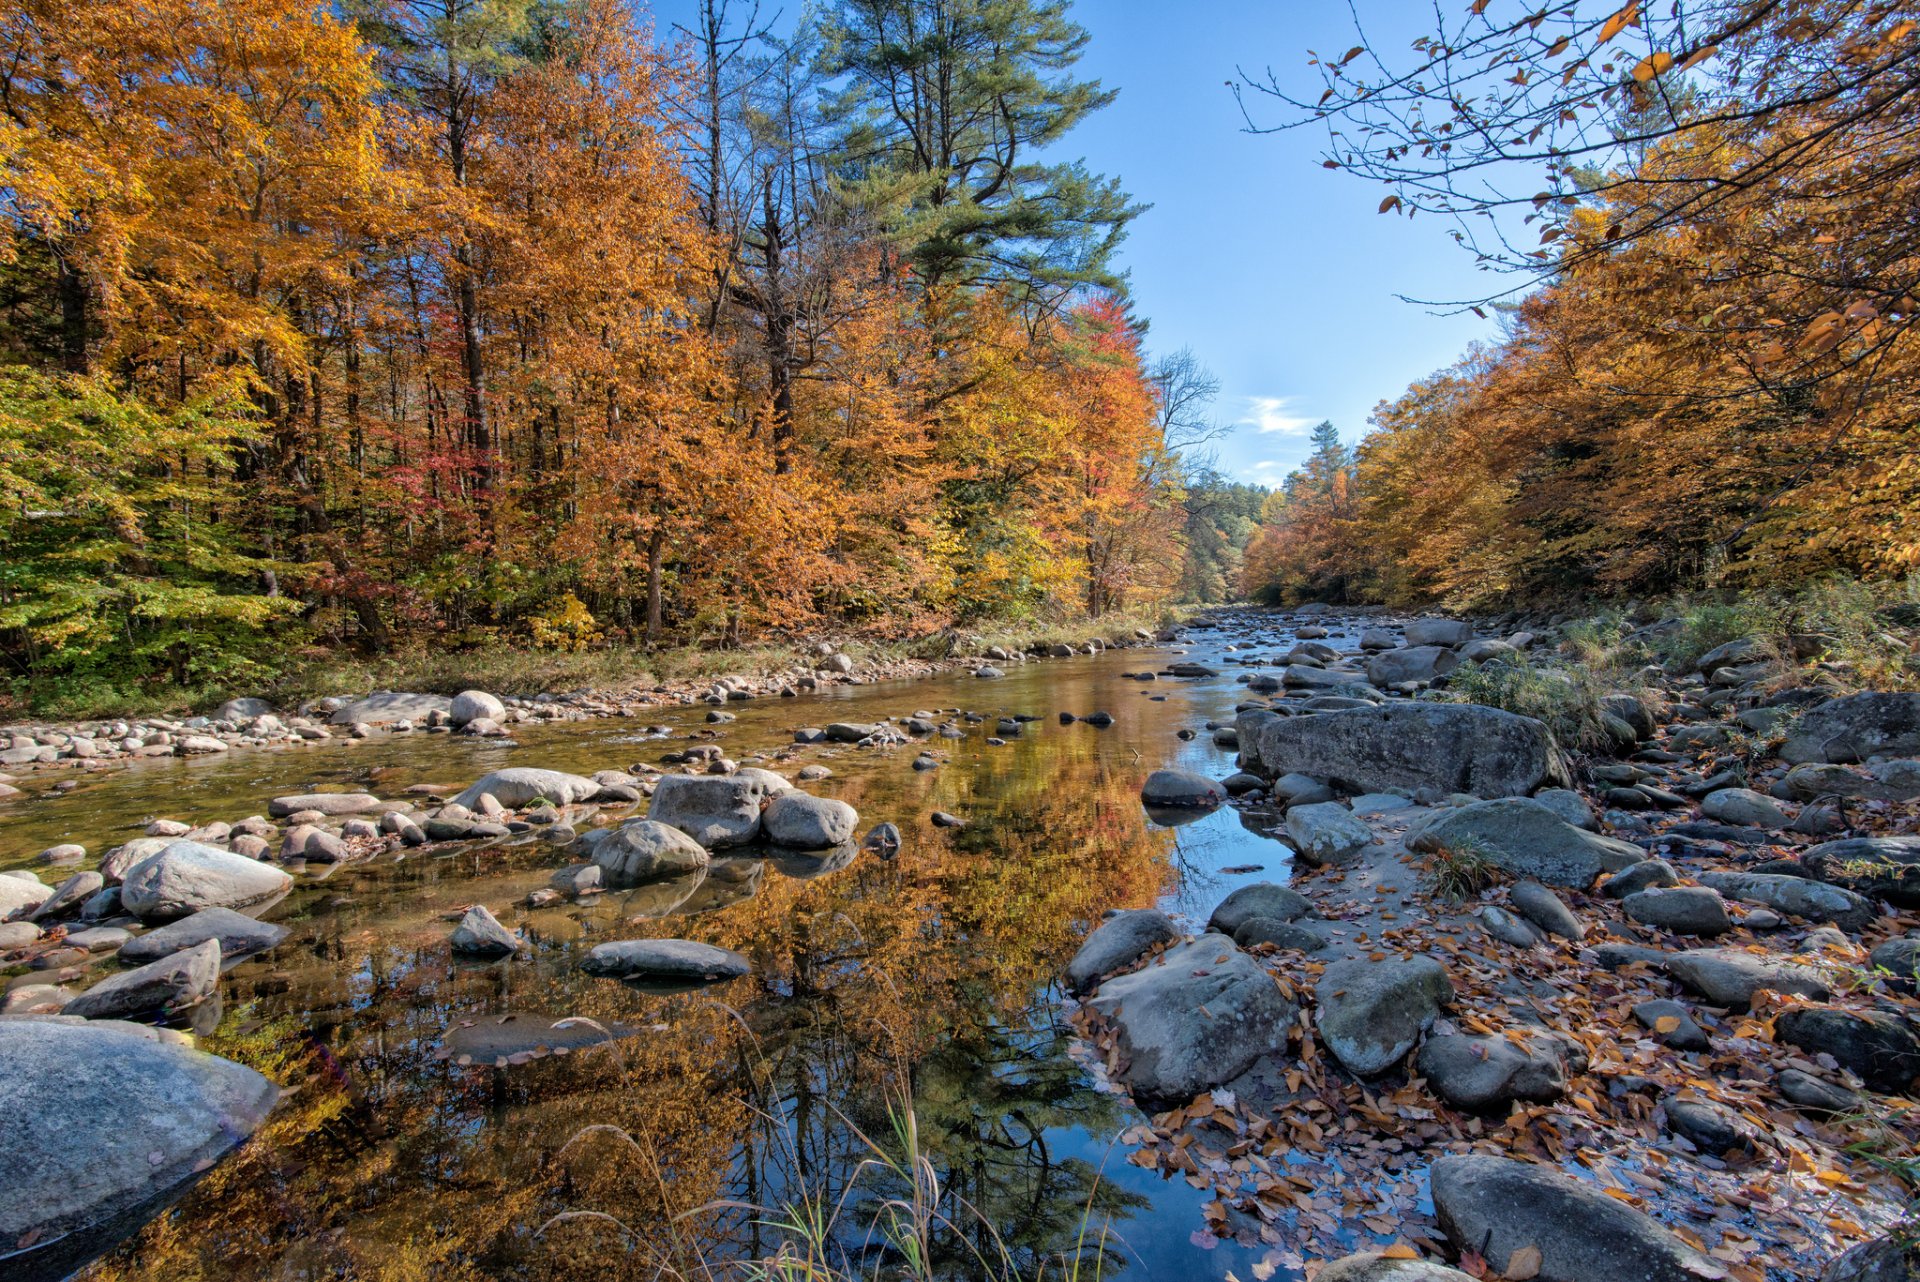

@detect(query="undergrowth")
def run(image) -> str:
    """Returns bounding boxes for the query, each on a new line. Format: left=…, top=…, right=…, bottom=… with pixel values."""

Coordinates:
left=1425, top=838, right=1500, bottom=901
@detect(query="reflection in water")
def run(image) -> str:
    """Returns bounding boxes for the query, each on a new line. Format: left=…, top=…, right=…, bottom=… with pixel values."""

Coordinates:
left=51, top=643, right=1312, bottom=1282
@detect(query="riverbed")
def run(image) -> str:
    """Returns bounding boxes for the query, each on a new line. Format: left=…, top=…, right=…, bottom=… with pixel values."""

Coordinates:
left=16, top=617, right=1330, bottom=1282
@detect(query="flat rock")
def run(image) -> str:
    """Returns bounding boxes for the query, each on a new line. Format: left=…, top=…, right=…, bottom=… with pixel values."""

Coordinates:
left=1663, top=947, right=1831, bottom=1010
left=1623, top=886, right=1732, bottom=937
left=327, top=691, right=451, bottom=725
left=0, top=1018, right=277, bottom=1282
left=1411, top=798, right=1642, bottom=889
left=1694, top=870, right=1874, bottom=932
left=119, top=842, right=292, bottom=922
left=1782, top=692, right=1920, bottom=764
left=63, top=938, right=221, bottom=1021
left=1247, top=703, right=1566, bottom=798
left=450, top=768, right=601, bottom=810
left=267, top=792, right=383, bottom=818
left=580, top=938, right=750, bottom=984
left=1316, top=956, right=1452, bottom=1077
left=118, top=907, right=289, bottom=966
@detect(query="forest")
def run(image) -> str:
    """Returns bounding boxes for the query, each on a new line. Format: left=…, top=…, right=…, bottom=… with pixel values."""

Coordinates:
left=0, top=0, right=1262, bottom=712
left=1239, top=0, right=1920, bottom=610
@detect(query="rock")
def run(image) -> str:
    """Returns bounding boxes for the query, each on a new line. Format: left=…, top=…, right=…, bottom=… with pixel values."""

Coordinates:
left=762, top=793, right=859, bottom=849
left=1317, top=1256, right=1476, bottom=1282
left=450, top=905, right=521, bottom=958
left=1085, top=937, right=1296, bottom=1109
left=1221, top=771, right=1265, bottom=795
left=1664, top=947, right=1831, bottom=1009
left=1782, top=763, right=1918, bottom=803
left=98, top=838, right=171, bottom=884
left=1774, top=1005, right=1920, bottom=1093
left=824, top=721, right=881, bottom=742
left=449, top=768, right=600, bottom=810
left=0, top=1018, right=277, bottom=1282
left=1869, top=936, right=1920, bottom=985
left=646, top=770, right=791, bottom=848
left=1365, top=646, right=1461, bottom=686
left=1235, top=917, right=1330, bottom=951
left=1411, top=798, right=1642, bottom=888
left=1404, top=618, right=1473, bottom=647
left=1479, top=905, right=1544, bottom=948
left=62, top=926, right=129, bottom=953
left=0, top=873, right=49, bottom=919
left=32, top=871, right=104, bottom=921
left=1532, top=788, right=1596, bottom=830
left=1777, top=1067, right=1863, bottom=1116
left=1208, top=883, right=1314, bottom=935
left=1603, top=859, right=1679, bottom=898
left=1509, top=881, right=1584, bottom=940
left=1429, top=1153, right=1719, bottom=1282
left=1798, top=836, right=1920, bottom=907
left=930, top=811, right=965, bottom=829
left=1315, top=956, right=1452, bottom=1077
left=1285, top=802, right=1373, bottom=862
left=119, top=842, right=292, bottom=922
left=580, top=938, right=751, bottom=984
left=447, top=689, right=505, bottom=727
left=1248, top=704, right=1566, bottom=799
left=0, top=921, right=42, bottom=949
left=1418, top=1030, right=1574, bottom=1110
left=590, top=820, right=710, bottom=884
left=1269, top=771, right=1336, bottom=805
left=267, top=792, right=383, bottom=818
left=1358, top=627, right=1399, bottom=651
left=1820, top=1237, right=1920, bottom=1282
left=1140, top=768, right=1226, bottom=808
left=549, top=864, right=603, bottom=897
left=215, top=697, right=276, bottom=720
left=862, top=822, right=903, bottom=858
left=1693, top=871, right=1874, bottom=932
left=1064, top=909, right=1178, bottom=995
left=1632, top=998, right=1711, bottom=1050
left=175, top=735, right=229, bottom=755
left=1623, top=886, right=1732, bottom=937
left=64, top=938, right=221, bottom=1020
left=1700, top=787, right=1787, bottom=828
left=1781, top=693, right=1920, bottom=764
left=118, top=907, right=289, bottom=966
left=1664, top=1095, right=1766, bottom=1156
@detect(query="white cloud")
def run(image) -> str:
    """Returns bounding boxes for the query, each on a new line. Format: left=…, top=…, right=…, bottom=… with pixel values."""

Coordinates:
left=1237, top=395, right=1317, bottom=437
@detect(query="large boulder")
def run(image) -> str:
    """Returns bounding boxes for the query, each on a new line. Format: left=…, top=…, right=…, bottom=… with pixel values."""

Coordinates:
left=1208, top=882, right=1315, bottom=935
left=1286, top=802, right=1374, bottom=863
left=1365, top=646, right=1461, bottom=687
left=1782, top=693, right=1920, bottom=764
left=267, top=792, right=383, bottom=818
left=1821, top=1237, right=1920, bottom=1282
left=0, top=873, right=49, bottom=919
left=63, top=938, right=222, bottom=1021
left=0, top=1018, right=278, bottom=1282
left=119, top=842, right=292, bottom=922
left=448, top=689, right=506, bottom=727
left=1663, top=947, right=1831, bottom=1009
left=1140, top=769, right=1226, bottom=808
left=647, top=770, right=791, bottom=848
left=1799, top=836, right=1920, bottom=907
left=1429, top=1153, right=1719, bottom=1282
left=1064, top=910, right=1179, bottom=996
left=1319, top=1255, right=1476, bottom=1282
left=1694, top=870, right=1874, bottom=931
left=1417, top=1029, right=1575, bottom=1110
left=1775, top=1006, right=1920, bottom=1094
left=761, top=793, right=859, bottom=849
left=1410, top=798, right=1642, bottom=889
left=1086, top=937, right=1296, bottom=1109
left=450, top=905, right=521, bottom=958
left=580, top=938, right=751, bottom=984
left=1315, top=956, right=1453, bottom=1077
left=327, top=691, right=451, bottom=725
left=1250, top=704, right=1566, bottom=798
left=118, top=907, right=288, bottom=966
left=1404, top=619, right=1473, bottom=647
left=590, top=820, right=711, bottom=884
left=450, top=768, right=601, bottom=810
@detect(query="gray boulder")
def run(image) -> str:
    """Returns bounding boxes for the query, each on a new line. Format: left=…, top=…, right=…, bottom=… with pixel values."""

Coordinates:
left=1700, top=787, right=1787, bottom=828
left=450, top=905, right=521, bottom=958
left=1509, top=881, right=1584, bottom=940
left=64, top=938, right=221, bottom=1020
left=1623, top=886, right=1732, bottom=937
left=1086, top=937, right=1296, bottom=1109
left=1775, top=1006, right=1920, bottom=1094
left=1411, top=798, right=1643, bottom=888
left=267, top=792, right=383, bottom=818
left=1318, top=1255, right=1476, bottom=1282
left=1251, top=704, right=1566, bottom=798
left=1064, top=910, right=1179, bottom=995
left=448, top=689, right=506, bottom=726
left=450, top=768, right=600, bottom=810
left=1365, top=646, right=1461, bottom=686
left=580, top=938, right=751, bottom=983
left=1870, top=936, right=1920, bottom=984
left=1285, top=802, right=1373, bottom=863
left=119, top=842, right=292, bottom=922
left=0, top=873, right=49, bottom=919
left=118, top=907, right=289, bottom=965
left=762, top=793, right=859, bottom=849
left=590, top=820, right=710, bottom=884
left=1663, top=947, right=1831, bottom=1009
left=1404, top=618, right=1473, bottom=647
left=1782, top=692, right=1920, bottom=764
left=1139, top=769, right=1226, bottom=808
left=327, top=691, right=451, bottom=725
left=1315, top=956, right=1452, bottom=1077
left=1208, top=883, right=1314, bottom=935
left=1429, top=1153, right=1719, bottom=1282
left=1820, top=1237, right=1920, bottom=1282
left=1694, top=870, right=1874, bottom=931
left=1798, top=836, right=1920, bottom=907
left=1417, top=1030, right=1575, bottom=1110
left=647, top=770, right=791, bottom=848
left=0, top=1018, right=277, bottom=1282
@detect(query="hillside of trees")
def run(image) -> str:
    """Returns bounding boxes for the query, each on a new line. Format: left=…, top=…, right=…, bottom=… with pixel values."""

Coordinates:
left=0, top=0, right=1263, bottom=710
left=1239, top=0, right=1920, bottom=609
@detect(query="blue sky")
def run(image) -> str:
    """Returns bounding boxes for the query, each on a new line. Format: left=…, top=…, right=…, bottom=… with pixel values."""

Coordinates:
left=648, top=0, right=1500, bottom=487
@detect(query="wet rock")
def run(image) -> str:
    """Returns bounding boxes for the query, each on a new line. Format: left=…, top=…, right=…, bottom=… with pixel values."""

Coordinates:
left=1478, top=905, right=1544, bottom=948
left=1285, top=802, right=1373, bottom=862
left=119, top=842, right=292, bottom=922
left=1700, top=787, right=1787, bottom=828
left=1418, top=1029, right=1575, bottom=1110
left=450, top=768, right=601, bottom=809
left=1064, top=909, right=1178, bottom=995
left=1411, top=797, right=1643, bottom=888
left=1664, top=1094, right=1767, bottom=1156
left=1429, top=1152, right=1719, bottom=1282
left=580, top=938, right=750, bottom=984
left=862, top=822, right=902, bottom=858
left=824, top=722, right=881, bottom=743
left=1404, top=618, right=1472, bottom=647
left=1139, top=768, right=1226, bottom=807
left=1602, top=858, right=1678, bottom=898
left=1317, top=1254, right=1476, bottom=1282
left=0, top=1017, right=278, bottom=1282
left=1316, top=956, right=1452, bottom=1077
left=1086, top=937, right=1296, bottom=1110
left=1775, top=1005, right=1920, bottom=1094
left=762, top=792, right=859, bottom=849
left=1623, top=886, right=1732, bottom=937
left=1249, top=703, right=1566, bottom=798
left=64, top=938, right=221, bottom=1020
left=1632, top=999, right=1711, bottom=1050
left=1782, top=692, right=1920, bottom=764
left=931, top=811, right=965, bottom=829
left=1509, top=880, right=1584, bottom=941
left=119, top=908, right=288, bottom=966
left=1798, top=836, right=1920, bottom=907
left=1777, top=1068, right=1864, bottom=1116
left=590, top=820, right=710, bottom=884
left=1208, top=882, right=1313, bottom=935
left=647, top=770, right=791, bottom=848
left=1694, top=870, right=1874, bottom=932
left=450, top=905, right=521, bottom=958
left=549, top=864, right=603, bottom=897
left=1664, top=947, right=1831, bottom=1009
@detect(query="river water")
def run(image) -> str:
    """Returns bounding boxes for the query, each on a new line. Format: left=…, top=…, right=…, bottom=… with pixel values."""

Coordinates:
left=12, top=618, right=1335, bottom=1282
